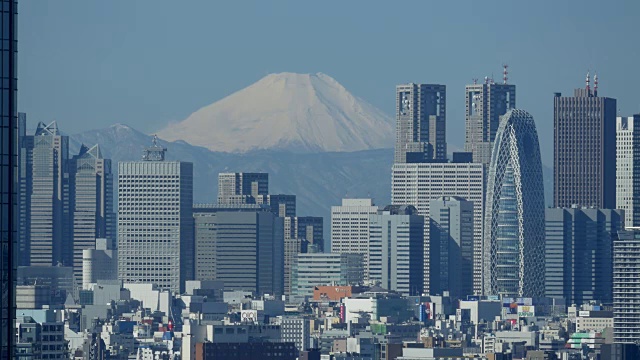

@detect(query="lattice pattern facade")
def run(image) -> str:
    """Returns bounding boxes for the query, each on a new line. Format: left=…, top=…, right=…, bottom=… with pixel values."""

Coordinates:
left=484, top=109, right=545, bottom=297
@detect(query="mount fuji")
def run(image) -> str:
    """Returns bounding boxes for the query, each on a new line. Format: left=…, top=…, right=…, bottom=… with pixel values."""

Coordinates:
left=156, top=72, right=394, bottom=153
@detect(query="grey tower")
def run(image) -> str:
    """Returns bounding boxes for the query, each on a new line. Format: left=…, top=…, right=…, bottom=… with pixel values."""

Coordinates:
left=0, top=0, right=17, bottom=354
left=118, top=138, right=194, bottom=293
left=395, top=83, right=446, bottom=163
left=616, top=115, right=640, bottom=228
left=554, top=75, right=616, bottom=208
left=545, top=207, right=622, bottom=306
left=464, top=78, right=516, bottom=165
left=484, top=109, right=545, bottom=298
left=70, top=144, right=115, bottom=285
left=23, top=121, right=71, bottom=267
left=429, top=196, right=474, bottom=298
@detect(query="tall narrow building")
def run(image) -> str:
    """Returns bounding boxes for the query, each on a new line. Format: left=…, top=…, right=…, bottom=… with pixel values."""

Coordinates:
left=70, top=144, right=115, bottom=285
left=484, top=109, right=545, bottom=298
left=429, top=196, right=474, bottom=298
left=464, top=75, right=516, bottom=165
left=554, top=74, right=617, bottom=208
left=613, top=228, right=640, bottom=344
left=118, top=138, right=194, bottom=293
left=617, top=115, right=640, bottom=228
left=22, top=121, right=71, bottom=267
left=395, top=83, right=446, bottom=163
left=0, top=0, right=17, bottom=354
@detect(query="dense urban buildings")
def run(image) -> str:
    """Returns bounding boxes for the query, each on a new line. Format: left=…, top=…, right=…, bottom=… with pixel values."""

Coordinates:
left=284, top=216, right=323, bottom=295
left=613, top=228, right=640, bottom=344
left=464, top=75, right=516, bottom=164
left=484, top=109, right=545, bottom=298
left=429, top=196, right=474, bottom=298
left=545, top=207, right=623, bottom=305
left=70, top=144, right=114, bottom=285
left=0, top=0, right=17, bottom=355
left=395, top=83, right=447, bottom=162
left=368, top=205, right=424, bottom=296
left=193, top=209, right=284, bottom=296
left=82, top=238, right=117, bottom=290
left=117, top=139, right=194, bottom=293
left=217, top=172, right=269, bottom=204
left=554, top=76, right=617, bottom=208
left=391, top=162, right=484, bottom=294
left=617, top=115, right=640, bottom=228
left=330, top=198, right=379, bottom=281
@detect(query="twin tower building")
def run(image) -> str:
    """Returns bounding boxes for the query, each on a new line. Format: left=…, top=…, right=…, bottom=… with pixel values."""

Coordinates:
left=393, top=76, right=547, bottom=299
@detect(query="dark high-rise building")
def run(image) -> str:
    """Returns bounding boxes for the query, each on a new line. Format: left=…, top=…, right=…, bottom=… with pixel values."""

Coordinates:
left=70, top=144, right=115, bottom=285
left=554, top=74, right=617, bottom=208
left=464, top=76, right=516, bottom=165
left=545, top=207, right=623, bottom=306
left=395, top=83, right=446, bottom=163
left=256, top=194, right=296, bottom=217
left=283, top=216, right=323, bottom=295
left=0, top=0, right=17, bottom=355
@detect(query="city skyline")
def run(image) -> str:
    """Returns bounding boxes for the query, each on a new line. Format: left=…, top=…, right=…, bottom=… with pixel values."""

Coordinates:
left=18, top=1, right=640, bottom=166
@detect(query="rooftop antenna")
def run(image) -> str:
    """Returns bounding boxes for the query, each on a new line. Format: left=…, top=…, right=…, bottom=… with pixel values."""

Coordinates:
left=484, top=76, right=489, bottom=85
left=593, top=72, right=598, bottom=95
left=585, top=70, right=590, bottom=92
left=503, top=64, right=509, bottom=84
left=472, top=78, right=478, bottom=85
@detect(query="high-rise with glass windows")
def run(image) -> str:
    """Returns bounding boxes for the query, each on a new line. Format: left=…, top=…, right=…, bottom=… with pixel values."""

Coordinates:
left=118, top=139, right=194, bottom=293
left=465, top=80, right=516, bottom=165
left=70, top=144, right=114, bottom=285
left=484, top=109, right=545, bottom=298
left=0, top=0, right=17, bottom=355
left=554, top=79, right=617, bottom=208
left=395, top=83, right=446, bottom=163
left=613, top=228, right=640, bottom=344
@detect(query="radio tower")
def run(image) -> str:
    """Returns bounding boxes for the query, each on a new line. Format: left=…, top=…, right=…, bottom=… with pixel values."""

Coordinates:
left=593, top=72, right=598, bottom=95
left=585, top=70, right=590, bottom=92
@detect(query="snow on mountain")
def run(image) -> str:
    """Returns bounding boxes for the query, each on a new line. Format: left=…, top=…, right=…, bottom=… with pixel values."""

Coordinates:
left=156, top=72, right=394, bottom=153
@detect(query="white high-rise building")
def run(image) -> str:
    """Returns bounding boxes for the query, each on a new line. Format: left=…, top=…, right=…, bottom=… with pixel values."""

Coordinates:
left=617, top=115, right=640, bottom=228
left=330, top=199, right=379, bottom=280
left=613, top=228, right=640, bottom=343
left=118, top=138, right=194, bottom=293
left=391, top=162, right=484, bottom=294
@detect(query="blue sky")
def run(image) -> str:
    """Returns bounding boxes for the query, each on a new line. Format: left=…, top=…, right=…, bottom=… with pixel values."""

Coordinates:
left=18, top=0, right=640, bottom=164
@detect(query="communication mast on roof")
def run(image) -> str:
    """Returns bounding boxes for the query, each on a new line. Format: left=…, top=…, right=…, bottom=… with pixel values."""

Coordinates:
left=503, top=64, right=509, bottom=84
left=585, top=71, right=590, bottom=92
left=593, top=72, right=598, bottom=95
left=142, top=135, right=167, bottom=161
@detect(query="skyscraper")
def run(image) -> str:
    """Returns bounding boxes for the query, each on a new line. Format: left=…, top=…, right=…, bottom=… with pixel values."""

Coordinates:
left=217, top=172, right=268, bottom=204
left=118, top=139, right=194, bottom=293
left=193, top=210, right=284, bottom=296
left=554, top=75, right=617, bottom=208
left=391, top=162, right=484, bottom=293
left=70, top=144, right=114, bottom=285
left=464, top=76, right=516, bottom=165
left=613, top=228, right=640, bottom=344
left=429, top=196, right=474, bottom=298
left=0, top=0, right=17, bottom=354
left=616, top=115, right=640, bottom=228
left=330, top=199, right=379, bottom=281
left=395, top=83, right=446, bottom=163
left=484, top=109, right=545, bottom=298
left=368, top=205, right=424, bottom=296
left=23, top=121, right=71, bottom=267
left=545, top=207, right=623, bottom=306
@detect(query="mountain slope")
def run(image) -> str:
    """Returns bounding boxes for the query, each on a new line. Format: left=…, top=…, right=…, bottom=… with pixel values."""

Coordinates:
left=156, top=72, right=394, bottom=153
